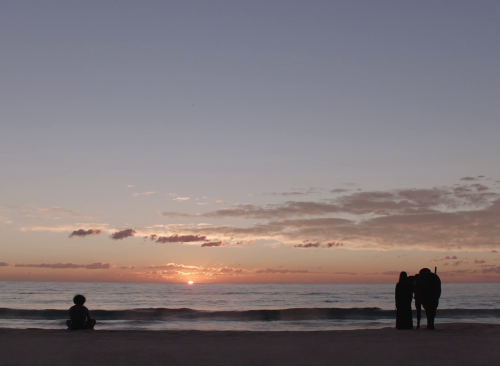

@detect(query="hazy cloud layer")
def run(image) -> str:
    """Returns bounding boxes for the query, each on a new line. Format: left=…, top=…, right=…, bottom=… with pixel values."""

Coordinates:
left=158, top=184, right=500, bottom=250
left=163, top=186, right=497, bottom=219
left=0, top=262, right=10, bottom=267
left=69, top=229, right=102, bottom=238
left=14, top=262, right=112, bottom=269
left=110, top=229, right=136, bottom=240
left=3, top=205, right=98, bottom=220
left=138, top=263, right=313, bottom=280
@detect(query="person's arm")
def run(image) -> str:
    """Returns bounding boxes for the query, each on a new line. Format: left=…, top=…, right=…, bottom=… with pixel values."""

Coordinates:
left=85, top=307, right=93, bottom=321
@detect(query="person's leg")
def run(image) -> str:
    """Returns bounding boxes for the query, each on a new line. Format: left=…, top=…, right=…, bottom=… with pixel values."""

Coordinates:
left=428, top=307, right=437, bottom=329
left=66, top=320, right=72, bottom=329
left=415, top=301, right=422, bottom=329
left=86, top=319, right=96, bottom=330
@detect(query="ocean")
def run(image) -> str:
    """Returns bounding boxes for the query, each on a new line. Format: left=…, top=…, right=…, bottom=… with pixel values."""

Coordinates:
left=0, top=281, right=499, bottom=331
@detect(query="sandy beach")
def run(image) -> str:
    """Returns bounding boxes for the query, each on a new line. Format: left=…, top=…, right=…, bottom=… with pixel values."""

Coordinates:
left=1, top=323, right=499, bottom=366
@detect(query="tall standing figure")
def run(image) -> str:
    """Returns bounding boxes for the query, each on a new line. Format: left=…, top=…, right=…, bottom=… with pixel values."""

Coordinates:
left=415, top=268, right=441, bottom=330
left=395, top=271, right=413, bottom=330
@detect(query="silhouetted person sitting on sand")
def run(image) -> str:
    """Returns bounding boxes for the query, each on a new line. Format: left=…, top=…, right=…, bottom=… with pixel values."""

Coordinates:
left=66, top=294, right=96, bottom=330
left=415, top=268, right=441, bottom=330
left=395, top=271, right=413, bottom=330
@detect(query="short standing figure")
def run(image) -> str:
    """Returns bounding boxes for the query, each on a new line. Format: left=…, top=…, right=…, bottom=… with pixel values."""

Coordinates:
left=66, top=294, right=97, bottom=330
left=395, top=271, right=413, bottom=330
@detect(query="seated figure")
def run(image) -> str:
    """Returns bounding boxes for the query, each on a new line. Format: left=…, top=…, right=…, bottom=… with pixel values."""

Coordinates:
left=66, top=294, right=96, bottom=330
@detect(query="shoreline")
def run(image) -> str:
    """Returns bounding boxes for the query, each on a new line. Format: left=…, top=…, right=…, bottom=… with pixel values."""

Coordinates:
left=1, top=323, right=499, bottom=365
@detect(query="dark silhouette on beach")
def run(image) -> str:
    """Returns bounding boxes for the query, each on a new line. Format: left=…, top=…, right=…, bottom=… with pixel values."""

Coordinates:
left=66, top=294, right=96, bottom=330
left=411, top=274, right=424, bottom=328
left=414, top=268, right=441, bottom=330
left=395, top=272, right=413, bottom=330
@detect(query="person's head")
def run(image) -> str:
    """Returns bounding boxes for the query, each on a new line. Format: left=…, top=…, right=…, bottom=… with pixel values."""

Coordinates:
left=73, top=294, right=86, bottom=306
left=399, top=271, right=408, bottom=283
left=419, top=268, right=432, bottom=275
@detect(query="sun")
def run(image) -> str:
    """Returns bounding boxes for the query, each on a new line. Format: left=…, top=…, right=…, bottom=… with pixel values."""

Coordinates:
left=188, top=281, right=194, bottom=284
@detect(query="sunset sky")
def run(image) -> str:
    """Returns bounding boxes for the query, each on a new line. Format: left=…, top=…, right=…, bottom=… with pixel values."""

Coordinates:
left=1, top=0, right=499, bottom=283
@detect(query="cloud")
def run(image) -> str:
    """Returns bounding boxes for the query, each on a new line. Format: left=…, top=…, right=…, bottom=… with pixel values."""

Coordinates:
left=216, top=200, right=229, bottom=204
left=14, top=262, right=113, bottom=269
left=133, top=191, right=156, bottom=197
left=126, top=185, right=135, bottom=188
left=482, top=266, right=500, bottom=274
left=492, top=250, right=498, bottom=253
left=200, top=241, right=225, bottom=247
left=117, top=265, right=135, bottom=270
left=197, top=203, right=209, bottom=205
left=254, top=268, right=310, bottom=274
left=323, top=242, right=344, bottom=248
left=20, top=223, right=110, bottom=233
left=140, top=263, right=249, bottom=279
left=0, top=262, right=10, bottom=267
left=474, top=259, right=486, bottom=264
left=292, top=241, right=343, bottom=249
left=151, top=184, right=500, bottom=250
left=431, top=255, right=458, bottom=262
left=329, top=189, right=350, bottom=194
left=293, top=242, right=321, bottom=248
left=264, top=191, right=306, bottom=196
left=460, top=177, right=477, bottom=181
left=173, top=197, right=190, bottom=201
left=162, top=186, right=498, bottom=219
left=4, top=205, right=98, bottom=220
left=69, top=229, right=102, bottom=238
left=156, top=234, right=206, bottom=243
left=110, top=229, right=136, bottom=240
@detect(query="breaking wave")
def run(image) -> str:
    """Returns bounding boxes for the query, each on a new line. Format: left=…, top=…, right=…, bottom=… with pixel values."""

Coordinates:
left=1, top=307, right=500, bottom=322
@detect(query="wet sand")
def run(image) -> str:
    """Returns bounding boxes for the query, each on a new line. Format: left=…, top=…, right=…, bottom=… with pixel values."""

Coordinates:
left=1, top=323, right=499, bottom=366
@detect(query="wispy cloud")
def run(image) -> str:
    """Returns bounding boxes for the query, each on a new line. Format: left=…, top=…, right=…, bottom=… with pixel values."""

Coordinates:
left=200, top=241, right=226, bottom=247
left=69, top=229, right=102, bottom=238
left=0, top=262, right=10, bottom=267
left=158, top=184, right=500, bottom=250
left=173, top=197, right=190, bottom=201
left=430, top=255, right=458, bottom=262
left=4, top=205, right=98, bottom=220
left=254, top=268, right=310, bottom=274
left=126, top=185, right=135, bottom=188
left=216, top=200, right=229, bottom=204
left=155, top=234, right=206, bottom=243
left=14, top=262, right=113, bottom=269
left=20, top=223, right=110, bottom=233
left=110, top=229, right=136, bottom=240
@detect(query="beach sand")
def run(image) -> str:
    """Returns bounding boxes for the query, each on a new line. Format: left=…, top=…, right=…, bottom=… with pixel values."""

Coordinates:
left=1, top=323, right=498, bottom=365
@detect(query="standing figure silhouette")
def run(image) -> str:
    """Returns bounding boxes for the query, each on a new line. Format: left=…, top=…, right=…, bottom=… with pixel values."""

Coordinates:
left=415, top=268, right=441, bottom=330
left=395, top=271, right=413, bottom=330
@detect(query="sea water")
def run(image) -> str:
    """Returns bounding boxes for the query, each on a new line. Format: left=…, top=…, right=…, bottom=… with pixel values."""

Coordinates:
left=0, top=282, right=499, bottom=331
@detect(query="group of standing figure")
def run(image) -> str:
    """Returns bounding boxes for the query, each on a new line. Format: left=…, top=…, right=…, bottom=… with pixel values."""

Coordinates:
left=395, top=268, right=442, bottom=330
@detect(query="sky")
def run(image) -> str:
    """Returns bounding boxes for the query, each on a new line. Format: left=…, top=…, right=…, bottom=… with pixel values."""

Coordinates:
left=1, top=0, right=500, bottom=283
